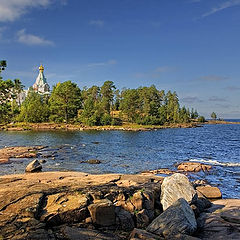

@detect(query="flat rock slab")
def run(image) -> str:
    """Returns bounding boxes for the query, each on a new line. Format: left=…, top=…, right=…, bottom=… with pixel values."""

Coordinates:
left=61, top=226, right=119, bottom=240
left=0, top=146, right=46, bottom=164
left=196, top=199, right=240, bottom=240
left=196, top=186, right=222, bottom=199
left=0, top=171, right=163, bottom=239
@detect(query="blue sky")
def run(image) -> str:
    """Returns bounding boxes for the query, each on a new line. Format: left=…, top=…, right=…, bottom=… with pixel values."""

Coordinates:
left=0, top=0, right=240, bottom=118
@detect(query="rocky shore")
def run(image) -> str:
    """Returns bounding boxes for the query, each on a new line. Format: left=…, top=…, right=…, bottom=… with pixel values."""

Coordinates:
left=0, top=146, right=239, bottom=239
left=0, top=122, right=201, bottom=132
left=0, top=170, right=239, bottom=239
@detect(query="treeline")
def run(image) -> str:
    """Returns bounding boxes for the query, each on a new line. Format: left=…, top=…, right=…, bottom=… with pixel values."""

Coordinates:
left=0, top=78, right=205, bottom=126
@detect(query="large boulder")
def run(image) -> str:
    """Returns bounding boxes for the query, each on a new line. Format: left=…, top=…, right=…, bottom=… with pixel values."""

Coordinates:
left=88, top=199, right=116, bottom=226
left=25, top=160, right=42, bottom=173
left=160, top=173, right=197, bottom=210
left=147, top=198, right=197, bottom=238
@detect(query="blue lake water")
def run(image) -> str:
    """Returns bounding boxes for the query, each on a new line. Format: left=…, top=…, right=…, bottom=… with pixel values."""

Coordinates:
left=0, top=124, right=239, bottom=198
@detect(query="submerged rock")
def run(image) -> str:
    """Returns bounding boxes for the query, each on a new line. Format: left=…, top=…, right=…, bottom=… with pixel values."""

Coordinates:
left=25, top=160, right=42, bottom=173
left=80, top=159, right=102, bottom=164
left=147, top=198, right=197, bottom=238
left=160, top=173, right=197, bottom=211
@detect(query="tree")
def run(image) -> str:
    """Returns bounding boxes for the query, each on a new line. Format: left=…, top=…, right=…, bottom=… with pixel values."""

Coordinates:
left=120, top=88, right=141, bottom=122
left=13, top=79, right=25, bottom=105
left=49, top=81, right=81, bottom=123
left=17, top=90, right=49, bottom=123
left=211, top=112, right=217, bottom=120
left=100, top=81, right=116, bottom=114
left=0, top=79, right=14, bottom=123
left=198, top=116, right=205, bottom=122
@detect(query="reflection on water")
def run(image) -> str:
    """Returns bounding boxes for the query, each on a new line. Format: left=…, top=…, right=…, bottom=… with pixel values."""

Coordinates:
left=0, top=124, right=240, bottom=198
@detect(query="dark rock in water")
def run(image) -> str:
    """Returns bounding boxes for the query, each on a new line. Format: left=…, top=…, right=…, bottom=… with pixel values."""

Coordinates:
left=80, top=159, right=102, bottom=164
left=160, top=173, right=197, bottom=211
left=39, top=159, right=46, bottom=164
left=25, top=160, right=42, bottom=173
left=147, top=198, right=197, bottom=238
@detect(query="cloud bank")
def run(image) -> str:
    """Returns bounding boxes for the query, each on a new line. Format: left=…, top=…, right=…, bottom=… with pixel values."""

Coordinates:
left=0, top=0, right=66, bottom=22
left=17, top=29, right=54, bottom=46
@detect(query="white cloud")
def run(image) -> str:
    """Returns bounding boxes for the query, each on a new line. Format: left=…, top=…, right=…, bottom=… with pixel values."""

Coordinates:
left=17, top=29, right=54, bottom=46
left=202, top=0, right=240, bottom=18
left=87, top=59, right=117, bottom=68
left=0, top=0, right=66, bottom=22
left=89, top=20, right=105, bottom=27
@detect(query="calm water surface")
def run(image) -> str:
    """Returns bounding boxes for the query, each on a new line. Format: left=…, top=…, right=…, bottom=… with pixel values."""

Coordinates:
left=0, top=124, right=239, bottom=198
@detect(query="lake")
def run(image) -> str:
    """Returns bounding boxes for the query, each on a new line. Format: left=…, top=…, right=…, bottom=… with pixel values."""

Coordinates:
left=0, top=123, right=239, bottom=198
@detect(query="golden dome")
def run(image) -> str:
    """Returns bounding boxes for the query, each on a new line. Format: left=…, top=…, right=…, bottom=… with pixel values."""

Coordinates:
left=39, top=64, right=44, bottom=71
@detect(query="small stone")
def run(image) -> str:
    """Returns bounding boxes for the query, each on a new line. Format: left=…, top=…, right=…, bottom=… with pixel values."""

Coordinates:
left=25, top=160, right=42, bottom=173
left=136, top=209, right=150, bottom=228
left=88, top=199, right=115, bottom=226
left=196, top=186, right=222, bottom=199
left=115, top=207, right=135, bottom=231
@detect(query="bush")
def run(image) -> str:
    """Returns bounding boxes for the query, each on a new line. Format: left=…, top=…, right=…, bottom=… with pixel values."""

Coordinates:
left=198, top=116, right=206, bottom=122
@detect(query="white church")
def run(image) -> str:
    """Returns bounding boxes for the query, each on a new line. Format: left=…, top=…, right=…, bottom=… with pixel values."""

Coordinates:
left=18, top=64, right=51, bottom=104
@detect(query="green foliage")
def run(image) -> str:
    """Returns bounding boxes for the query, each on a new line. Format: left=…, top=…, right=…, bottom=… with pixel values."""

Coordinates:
left=0, top=79, right=14, bottom=123
left=0, top=67, right=199, bottom=126
left=198, top=116, right=206, bottom=122
left=120, top=88, right=141, bottom=122
left=17, top=90, right=49, bottom=123
left=211, top=112, right=217, bottom=120
left=49, top=81, right=81, bottom=123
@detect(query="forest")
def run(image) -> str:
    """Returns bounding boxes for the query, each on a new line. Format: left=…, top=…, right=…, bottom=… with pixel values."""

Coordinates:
left=0, top=78, right=205, bottom=126
left=0, top=61, right=204, bottom=126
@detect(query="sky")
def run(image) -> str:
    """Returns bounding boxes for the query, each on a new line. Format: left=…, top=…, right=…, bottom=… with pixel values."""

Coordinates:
left=0, top=0, right=240, bottom=119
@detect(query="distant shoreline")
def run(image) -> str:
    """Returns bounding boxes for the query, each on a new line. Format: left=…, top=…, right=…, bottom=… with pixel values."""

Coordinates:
left=0, top=122, right=201, bottom=132
left=0, top=120, right=239, bottom=132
